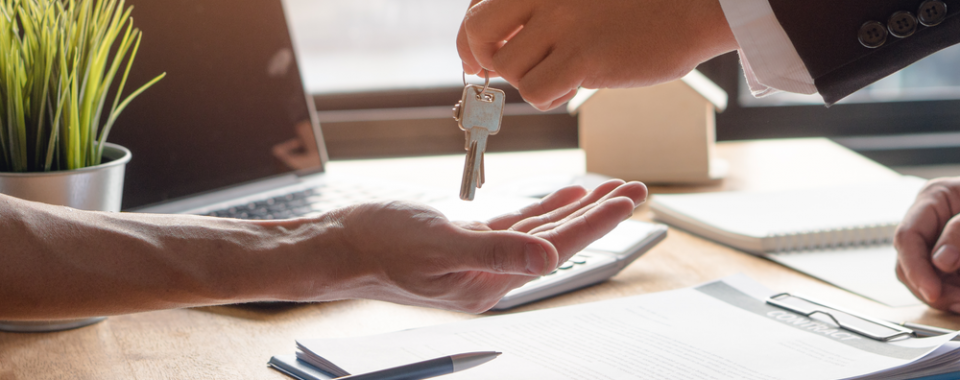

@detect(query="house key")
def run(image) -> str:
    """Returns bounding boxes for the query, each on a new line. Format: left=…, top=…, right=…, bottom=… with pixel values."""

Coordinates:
left=453, top=71, right=505, bottom=201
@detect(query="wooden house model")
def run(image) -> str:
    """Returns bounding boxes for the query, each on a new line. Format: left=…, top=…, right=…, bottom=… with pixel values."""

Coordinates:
left=568, top=70, right=729, bottom=184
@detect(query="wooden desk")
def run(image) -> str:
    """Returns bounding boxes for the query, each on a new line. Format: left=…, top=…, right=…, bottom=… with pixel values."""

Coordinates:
left=1, top=138, right=952, bottom=379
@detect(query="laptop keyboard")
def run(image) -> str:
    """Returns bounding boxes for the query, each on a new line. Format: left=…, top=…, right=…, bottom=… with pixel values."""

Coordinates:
left=203, top=188, right=315, bottom=220
left=201, top=182, right=445, bottom=220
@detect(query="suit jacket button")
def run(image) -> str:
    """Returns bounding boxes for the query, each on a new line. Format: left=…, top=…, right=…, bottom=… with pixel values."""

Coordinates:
left=858, top=21, right=888, bottom=48
left=918, top=0, right=948, bottom=26
left=888, top=11, right=919, bottom=38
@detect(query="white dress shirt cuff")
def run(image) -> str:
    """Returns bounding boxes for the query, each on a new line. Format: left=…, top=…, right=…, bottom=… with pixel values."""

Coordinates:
left=717, top=0, right=818, bottom=96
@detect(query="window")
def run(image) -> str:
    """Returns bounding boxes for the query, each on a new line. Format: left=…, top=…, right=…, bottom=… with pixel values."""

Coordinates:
left=741, top=44, right=960, bottom=106
left=281, top=0, right=577, bottom=160
left=282, top=0, right=960, bottom=169
left=283, top=0, right=469, bottom=94
left=702, top=48, right=960, bottom=168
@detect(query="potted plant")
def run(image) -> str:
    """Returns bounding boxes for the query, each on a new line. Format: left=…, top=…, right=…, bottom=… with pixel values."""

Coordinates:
left=0, top=0, right=164, bottom=332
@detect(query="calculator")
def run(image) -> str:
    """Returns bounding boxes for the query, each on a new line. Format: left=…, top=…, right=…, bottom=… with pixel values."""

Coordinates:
left=491, top=220, right=667, bottom=310
left=427, top=195, right=668, bottom=311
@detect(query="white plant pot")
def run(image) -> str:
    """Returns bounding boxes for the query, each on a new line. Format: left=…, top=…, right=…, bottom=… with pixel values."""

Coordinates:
left=0, top=143, right=131, bottom=332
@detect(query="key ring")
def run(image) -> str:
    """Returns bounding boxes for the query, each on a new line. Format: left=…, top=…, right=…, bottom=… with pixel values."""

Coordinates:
left=462, top=70, right=490, bottom=95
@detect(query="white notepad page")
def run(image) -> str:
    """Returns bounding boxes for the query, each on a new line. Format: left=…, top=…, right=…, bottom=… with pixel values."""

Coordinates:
left=652, top=176, right=927, bottom=243
left=651, top=176, right=928, bottom=307
left=769, top=246, right=919, bottom=307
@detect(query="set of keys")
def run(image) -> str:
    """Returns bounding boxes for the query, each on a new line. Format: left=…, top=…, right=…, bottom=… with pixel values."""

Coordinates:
left=452, top=71, right=505, bottom=201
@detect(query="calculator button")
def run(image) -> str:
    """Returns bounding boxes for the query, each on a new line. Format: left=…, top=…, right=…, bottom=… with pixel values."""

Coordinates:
left=559, top=263, right=574, bottom=270
left=572, top=258, right=587, bottom=265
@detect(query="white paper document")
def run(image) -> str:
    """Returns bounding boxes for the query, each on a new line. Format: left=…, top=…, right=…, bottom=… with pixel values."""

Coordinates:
left=297, top=276, right=960, bottom=380
left=769, top=246, right=920, bottom=308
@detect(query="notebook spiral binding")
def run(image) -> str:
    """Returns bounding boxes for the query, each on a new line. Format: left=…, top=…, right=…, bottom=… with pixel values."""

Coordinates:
left=770, top=223, right=899, bottom=253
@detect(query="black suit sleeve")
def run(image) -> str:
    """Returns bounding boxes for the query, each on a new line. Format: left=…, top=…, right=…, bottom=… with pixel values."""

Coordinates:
left=767, top=0, right=960, bottom=105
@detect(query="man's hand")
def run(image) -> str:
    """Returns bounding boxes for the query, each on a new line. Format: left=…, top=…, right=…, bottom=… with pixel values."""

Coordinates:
left=895, top=177, right=960, bottom=313
left=456, top=0, right=739, bottom=111
left=327, top=180, right=647, bottom=313
left=0, top=181, right=643, bottom=319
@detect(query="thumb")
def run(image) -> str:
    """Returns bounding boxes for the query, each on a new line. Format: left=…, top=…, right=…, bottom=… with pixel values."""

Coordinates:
left=454, top=231, right=559, bottom=276
left=457, top=22, right=482, bottom=75
left=932, top=214, right=960, bottom=273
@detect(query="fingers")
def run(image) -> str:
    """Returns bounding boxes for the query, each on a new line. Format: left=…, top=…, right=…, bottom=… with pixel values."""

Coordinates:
left=460, top=0, right=582, bottom=110
left=535, top=196, right=637, bottom=261
left=526, top=181, right=647, bottom=235
left=461, top=0, right=537, bottom=71
left=933, top=245, right=960, bottom=273
left=448, top=229, right=559, bottom=276
left=545, top=89, right=580, bottom=111
left=932, top=215, right=960, bottom=273
left=508, top=180, right=626, bottom=233
left=486, top=185, right=588, bottom=230
left=452, top=220, right=493, bottom=232
left=893, top=180, right=960, bottom=304
left=457, top=0, right=488, bottom=75
left=900, top=258, right=960, bottom=313
left=895, top=217, right=943, bottom=304
left=457, top=22, right=481, bottom=75
left=917, top=214, right=960, bottom=312
left=517, top=50, right=587, bottom=110
left=894, top=262, right=960, bottom=314
left=930, top=282, right=960, bottom=314
left=490, top=18, right=553, bottom=84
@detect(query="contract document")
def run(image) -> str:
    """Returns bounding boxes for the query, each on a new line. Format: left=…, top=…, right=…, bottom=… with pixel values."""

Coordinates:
left=292, top=276, right=960, bottom=380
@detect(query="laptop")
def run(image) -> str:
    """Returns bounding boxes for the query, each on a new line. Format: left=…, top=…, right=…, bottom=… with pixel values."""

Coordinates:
left=115, top=0, right=667, bottom=310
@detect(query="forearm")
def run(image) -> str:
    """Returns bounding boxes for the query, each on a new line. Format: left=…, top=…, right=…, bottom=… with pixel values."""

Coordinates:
left=0, top=194, right=349, bottom=320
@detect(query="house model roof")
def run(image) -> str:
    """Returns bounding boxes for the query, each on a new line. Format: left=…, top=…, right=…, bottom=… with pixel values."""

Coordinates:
left=566, top=70, right=728, bottom=115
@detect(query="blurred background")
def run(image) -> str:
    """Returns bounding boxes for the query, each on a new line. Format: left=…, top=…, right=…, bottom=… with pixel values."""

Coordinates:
left=283, top=0, right=960, bottom=178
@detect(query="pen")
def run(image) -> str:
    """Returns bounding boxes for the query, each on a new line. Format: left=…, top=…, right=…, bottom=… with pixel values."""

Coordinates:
left=335, top=351, right=501, bottom=380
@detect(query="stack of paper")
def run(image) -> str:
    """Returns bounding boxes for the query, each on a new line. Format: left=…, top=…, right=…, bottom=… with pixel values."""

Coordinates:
left=273, top=275, right=960, bottom=380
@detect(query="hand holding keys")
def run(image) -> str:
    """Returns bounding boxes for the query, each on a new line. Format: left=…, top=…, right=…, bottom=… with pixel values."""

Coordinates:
left=453, top=71, right=505, bottom=201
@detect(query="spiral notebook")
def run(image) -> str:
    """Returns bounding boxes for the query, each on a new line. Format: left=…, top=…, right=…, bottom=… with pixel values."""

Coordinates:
left=650, top=176, right=928, bottom=307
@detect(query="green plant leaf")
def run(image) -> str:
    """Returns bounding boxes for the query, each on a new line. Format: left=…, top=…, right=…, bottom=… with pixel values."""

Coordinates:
left=0, top=0, right=160, bottom=172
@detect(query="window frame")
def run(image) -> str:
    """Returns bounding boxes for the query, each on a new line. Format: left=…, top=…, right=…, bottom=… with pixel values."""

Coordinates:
left=699, top=53, right=960, bottom=166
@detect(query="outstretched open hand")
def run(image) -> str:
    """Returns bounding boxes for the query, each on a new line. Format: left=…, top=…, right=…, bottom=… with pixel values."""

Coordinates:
left=328, top=180, right=647, bottom=313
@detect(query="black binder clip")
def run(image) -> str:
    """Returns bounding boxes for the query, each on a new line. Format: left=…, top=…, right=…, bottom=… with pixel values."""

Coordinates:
left=767, top=293, right=914, bottom=341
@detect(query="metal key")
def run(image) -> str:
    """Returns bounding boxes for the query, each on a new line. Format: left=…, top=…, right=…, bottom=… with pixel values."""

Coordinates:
left=461, top=129, right=485, bottom=188
left=453, top=71, right=505, bottom=201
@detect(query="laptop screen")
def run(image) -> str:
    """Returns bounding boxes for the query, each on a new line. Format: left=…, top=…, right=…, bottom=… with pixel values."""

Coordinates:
left=110, top=0, right=324, bottom=210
